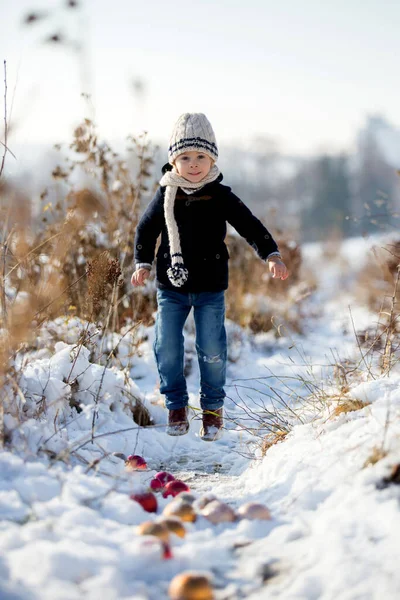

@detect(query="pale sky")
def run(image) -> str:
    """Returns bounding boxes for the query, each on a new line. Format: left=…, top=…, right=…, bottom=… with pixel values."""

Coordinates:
left=2, top=0, right=400, bottom=162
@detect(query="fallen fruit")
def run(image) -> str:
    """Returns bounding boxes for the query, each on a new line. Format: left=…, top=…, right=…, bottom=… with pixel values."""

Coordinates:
left=149, top=478, right=164, bottom=492
left=200, top=500, right=236, bottom=524
left=163, top=480, right=190, bottom=498
left=161, top=517, right=187, bottom=538
left=155, top=471, right=176, bottom=486
left=168, top=571, right=214, bottom=600
left=130, top=492, right=158, bottom=513
left=237, top=502, right=271, bottom=521
left=136, top=521, right=172, bottom=559
left=193, top=494, right=216, bottom=511
left=125, top=454, right=148, bottom=471
left=177, top=492, right=196, bottom=504
left=163, top=499, right=197, bottom=523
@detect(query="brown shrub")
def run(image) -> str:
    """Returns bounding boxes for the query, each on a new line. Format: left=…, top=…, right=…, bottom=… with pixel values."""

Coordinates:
left=4, top=122, right=156, bottom=332
left=226, top=232, right=305, bottom=333
left=355, top=239, right=400, bottom=372
left=356, top=243, right=398, bottom=312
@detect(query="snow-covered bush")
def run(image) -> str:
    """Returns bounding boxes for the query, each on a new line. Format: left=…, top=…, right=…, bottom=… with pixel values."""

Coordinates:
left=4, top=341, right=154, bottom=454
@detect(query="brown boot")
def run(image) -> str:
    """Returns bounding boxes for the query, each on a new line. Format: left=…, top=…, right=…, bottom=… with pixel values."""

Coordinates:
left=200, top=408, right=223, bottom=442
left=166, top=407, right=189, bottom=436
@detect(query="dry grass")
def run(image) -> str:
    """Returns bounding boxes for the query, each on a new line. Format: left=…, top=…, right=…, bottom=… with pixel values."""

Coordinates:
left=261, top=430, right=288, bottom=456
left=363, top=446, right=388, bottom=468
left=331, top=398, right=370, bottom=417
left=354, top=239, right=400, bottom=374
left=2, top=121, right=157, bottom=329
left=226, top=233, right=307, bottom=334
left=356, top=242, right=400, bottom=313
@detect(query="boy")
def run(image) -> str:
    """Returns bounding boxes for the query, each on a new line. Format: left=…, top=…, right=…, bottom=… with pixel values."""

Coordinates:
left=132, top=113, right=288, bottom=441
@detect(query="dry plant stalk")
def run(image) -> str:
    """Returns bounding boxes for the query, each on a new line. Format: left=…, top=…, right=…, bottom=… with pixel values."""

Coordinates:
left=332, top=398, right=369, bottom=417
left=226, top=233, right=303, bottom=333
left=0, top=60, right=9, bottom=179
left=382, top=265, right=400, bottom=375
left=261, top=430, right=288, bottom=456
left=354, top=242, right=400, bottom=376
left=86, top=251, right=122, bottom=320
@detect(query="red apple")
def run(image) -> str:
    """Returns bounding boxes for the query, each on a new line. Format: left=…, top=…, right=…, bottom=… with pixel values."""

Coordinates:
left=155, top=471, right=175, bottom=486
left=125, top=455, right=148, bottom=471
left=130, top=492, right=158, bottom=513
left=162, top=480, right=190, bottom=498
left=149, top=478, right=163, bottom=492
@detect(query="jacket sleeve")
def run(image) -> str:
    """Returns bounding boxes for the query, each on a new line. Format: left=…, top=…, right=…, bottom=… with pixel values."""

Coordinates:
left=134, top=187, right=165, bottom=265
left=225, top=191, right=279, bottom=260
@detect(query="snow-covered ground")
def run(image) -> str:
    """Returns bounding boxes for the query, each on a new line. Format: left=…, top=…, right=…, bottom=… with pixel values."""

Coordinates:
left=1, top=236, right=400, bottom=599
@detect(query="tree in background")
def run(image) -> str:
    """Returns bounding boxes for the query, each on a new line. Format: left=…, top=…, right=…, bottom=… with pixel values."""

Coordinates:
left=225, top=114, right=400, bottom=242
left=299, top=153, right=352, bottom=241
left=353, top=115, right=400, bottom=234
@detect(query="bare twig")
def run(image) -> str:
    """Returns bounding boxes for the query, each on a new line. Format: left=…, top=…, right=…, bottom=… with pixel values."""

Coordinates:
left=64, top=422, right=167, bottom=457
left=382, top=266, right=400, bottom=375
left=91, top=362, right=107, bottom=443
left=0, top=60, right=8, bottom=178
left=348, top=305, right=376, bottom=380
left=381, top=394, right=391, bottom=452
left=0, top=141, right=16, bottom=160
left=0, top=238, right=7, bottom=326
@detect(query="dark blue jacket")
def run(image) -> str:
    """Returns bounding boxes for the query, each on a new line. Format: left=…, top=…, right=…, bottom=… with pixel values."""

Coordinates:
left=134, top=172, right=279, bottom=293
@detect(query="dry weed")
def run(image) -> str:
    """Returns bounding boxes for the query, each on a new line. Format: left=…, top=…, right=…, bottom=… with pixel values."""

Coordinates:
left=363, top=446, right=388, bottom=468
left=0, top=121, right=158, bottom=444
left=355, top=240, right=400, bottom=374
left=331, top=398, right=370, bottom=417
left=226, top=233, right=305, bottom=333
left=86, top=251, right=122, bottom=320
left=261, top=430, right=288, bottom=456
left=356, top=243, right=399, bottom=313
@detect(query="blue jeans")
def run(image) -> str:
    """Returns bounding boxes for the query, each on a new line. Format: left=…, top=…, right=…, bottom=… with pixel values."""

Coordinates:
left=154, top=289, right=227, bottom=411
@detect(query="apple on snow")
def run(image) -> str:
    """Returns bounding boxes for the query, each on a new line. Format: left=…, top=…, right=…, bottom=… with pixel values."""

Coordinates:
left=130, top=492, right=158, bottom=513
left=125, top=454, right=148, bottom=471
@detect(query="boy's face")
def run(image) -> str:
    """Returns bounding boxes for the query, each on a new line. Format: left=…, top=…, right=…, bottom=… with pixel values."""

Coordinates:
left=174, top=151, right=213, bottom=183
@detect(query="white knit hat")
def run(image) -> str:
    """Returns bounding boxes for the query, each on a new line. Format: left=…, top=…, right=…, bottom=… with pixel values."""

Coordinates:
left=168, top=113, right=218, bottom=164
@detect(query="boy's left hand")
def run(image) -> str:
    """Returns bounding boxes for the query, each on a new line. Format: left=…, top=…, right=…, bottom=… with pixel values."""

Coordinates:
left=268, top=257, right=289, bottom=280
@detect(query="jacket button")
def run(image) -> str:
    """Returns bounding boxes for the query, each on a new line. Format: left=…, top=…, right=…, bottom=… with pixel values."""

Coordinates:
left=185, top=201, right=190, bottom=206
left=216, top=254, right=220, bottom=259
left=164, top=253, right=168, bottom=258
left=136, top=244, right=142, bottom=249
left=264, top=234, right=269, bottom=239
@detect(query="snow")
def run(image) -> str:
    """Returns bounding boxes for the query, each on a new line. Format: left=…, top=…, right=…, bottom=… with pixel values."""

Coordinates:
left=1, top=236, right=400, bottom=599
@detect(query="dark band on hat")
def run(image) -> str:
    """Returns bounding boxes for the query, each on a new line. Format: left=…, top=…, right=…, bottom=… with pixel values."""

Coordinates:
left=168, top=137, right=218, bottom=157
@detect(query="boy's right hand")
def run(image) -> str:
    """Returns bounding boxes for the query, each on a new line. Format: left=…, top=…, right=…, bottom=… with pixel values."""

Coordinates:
left=131, top=268, right=150, bottom=286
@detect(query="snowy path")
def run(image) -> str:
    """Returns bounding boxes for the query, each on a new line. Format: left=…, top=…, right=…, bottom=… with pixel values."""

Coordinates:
left=2, top=239, right=400, bottom=599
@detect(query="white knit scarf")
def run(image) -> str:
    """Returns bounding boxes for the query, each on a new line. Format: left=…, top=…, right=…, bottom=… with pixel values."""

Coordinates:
left=159, top=164, right=221, bottom=287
